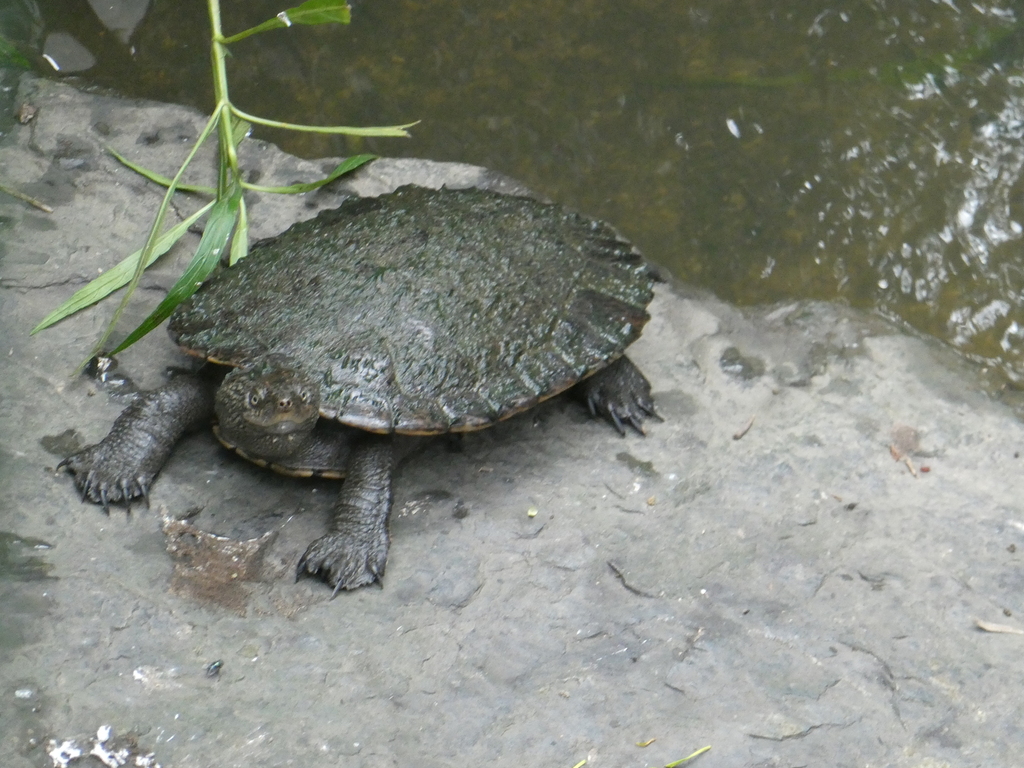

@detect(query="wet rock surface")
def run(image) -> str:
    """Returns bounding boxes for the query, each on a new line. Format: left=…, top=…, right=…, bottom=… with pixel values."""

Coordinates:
left=2, top=75, right=1024, bottom=767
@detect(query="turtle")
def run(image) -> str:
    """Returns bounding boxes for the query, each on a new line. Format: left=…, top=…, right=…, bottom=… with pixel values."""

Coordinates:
left=59, top=184, right=659, bottom=594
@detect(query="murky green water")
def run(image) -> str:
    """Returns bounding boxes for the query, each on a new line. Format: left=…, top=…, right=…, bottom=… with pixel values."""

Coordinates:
left=13, top=0, right=1024, bottom=379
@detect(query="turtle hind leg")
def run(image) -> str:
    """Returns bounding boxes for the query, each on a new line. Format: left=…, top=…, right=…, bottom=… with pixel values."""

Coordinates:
left=59, top=374, right=215, bottom=510
left=296, top=434, right=394, bottom=594
left=578, top=355, right=659, bottom=436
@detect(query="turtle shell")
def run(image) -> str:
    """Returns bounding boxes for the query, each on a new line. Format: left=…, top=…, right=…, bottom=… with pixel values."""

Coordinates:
left=168, top=185, right=654, bottom=434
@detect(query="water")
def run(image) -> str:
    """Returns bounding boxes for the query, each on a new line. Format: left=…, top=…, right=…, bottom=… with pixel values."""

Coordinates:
left=12, top=0, right=1024, bottom=378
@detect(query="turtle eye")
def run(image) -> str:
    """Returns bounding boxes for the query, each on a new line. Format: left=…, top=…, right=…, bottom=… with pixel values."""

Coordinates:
left=299, top=389, right=311, bottom=404
left=247, top=390, right=262, bottom=409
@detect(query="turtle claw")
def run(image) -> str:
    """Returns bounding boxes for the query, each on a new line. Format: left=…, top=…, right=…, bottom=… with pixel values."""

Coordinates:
left=75, top=472, right=90, bottom=503
left=120, top=480, right=135, bottom=512
left=607, top=407, right=626, bottom=436
left=628, top=412, right=645, bottom=435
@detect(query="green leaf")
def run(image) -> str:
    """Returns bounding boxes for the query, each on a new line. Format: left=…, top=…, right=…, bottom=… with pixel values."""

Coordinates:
left=229, top=196, right=249, bottom=265
left=243, top=153, right=376, bottom=194
left=108, top=147, right=217, bottom=194
left=31, top=202, right=215, bottom=334
left=231, top=106, right=416, bottom=137
left=0, top=32, right=31, bottom=70
left=221, top=1, right=350, bottom=44
left=281, top=0, right=352, bottom=26
left=110, top=187, right=241, bottom=353
left=231, top=116, right=252, bottom=145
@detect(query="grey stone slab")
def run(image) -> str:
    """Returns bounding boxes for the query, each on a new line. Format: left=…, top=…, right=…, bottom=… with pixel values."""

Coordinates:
left=2, top=74, right=1024, bottom=767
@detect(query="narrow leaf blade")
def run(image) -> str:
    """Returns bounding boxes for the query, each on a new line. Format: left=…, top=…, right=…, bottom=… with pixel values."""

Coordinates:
left=221, top=1, right=350, bottom=44
left=108, top=147, right=216, bottom=194
left=110, top=191, right=240, bottom=353
left=244, top=153, right=376, bottom=194
left=284, top=0, right=352, bottom=25
left=31, top=202, right=215, bottom=333
left=229, top=196, right=249, bottom=265
left=231, top=117, right=252, bottom=145
left=230, top=107, right=415, bottom=137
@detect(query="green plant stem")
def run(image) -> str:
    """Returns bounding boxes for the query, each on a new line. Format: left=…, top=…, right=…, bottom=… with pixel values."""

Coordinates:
left=208, top=0, right=228, bottom=101
left=208, top=0, right=240, bottom=193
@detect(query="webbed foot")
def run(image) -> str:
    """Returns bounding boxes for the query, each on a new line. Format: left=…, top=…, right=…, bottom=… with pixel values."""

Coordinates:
left=58, top=442, right=153, bottom=513
left=58, top=374, right=216, bottom=514
left=296, top=529, right=389, bottom=595
left=581, top=355, right=659, bottom=435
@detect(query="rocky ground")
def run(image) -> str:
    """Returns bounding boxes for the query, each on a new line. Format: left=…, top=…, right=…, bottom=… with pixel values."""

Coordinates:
left=2, top=74, right=1023, bottom=768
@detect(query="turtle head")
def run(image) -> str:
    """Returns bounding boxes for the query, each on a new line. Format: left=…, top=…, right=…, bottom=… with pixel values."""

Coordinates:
left=215, top=358, right=321, bottom=461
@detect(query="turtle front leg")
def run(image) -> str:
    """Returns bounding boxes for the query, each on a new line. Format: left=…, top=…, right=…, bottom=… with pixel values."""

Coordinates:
left=296, top=433, right=394, bottom=594
left=59, top=374, right=216, bottom=512
left=579, top=355, right=659, bottom=435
